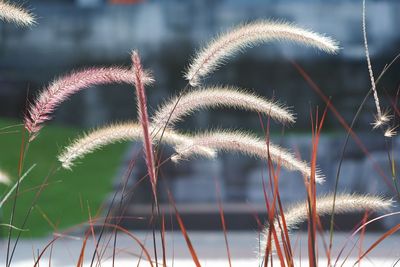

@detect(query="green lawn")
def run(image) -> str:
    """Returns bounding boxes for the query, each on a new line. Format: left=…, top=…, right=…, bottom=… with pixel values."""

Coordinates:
left=0, top=118, right=128, bottom=237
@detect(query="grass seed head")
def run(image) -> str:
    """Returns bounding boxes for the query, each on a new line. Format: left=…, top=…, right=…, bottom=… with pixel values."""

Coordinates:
left=152, top=86, right=295, bottom=130
left=185, top=20, right=339, bottom=86
left=0, top=1, right=36, bottom=27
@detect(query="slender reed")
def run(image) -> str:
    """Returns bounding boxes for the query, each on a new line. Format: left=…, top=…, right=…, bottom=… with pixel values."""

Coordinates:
left=172, top=130, right=325, bottom=183
left=362, top=0, right=391, bottom=130
left=0, top=1, right=35, bottom=26
left=152, top=86, right=295, bottom=130
left=0, top=165, right=35, bottom=209
left=185, top=20, right=339, bottom=86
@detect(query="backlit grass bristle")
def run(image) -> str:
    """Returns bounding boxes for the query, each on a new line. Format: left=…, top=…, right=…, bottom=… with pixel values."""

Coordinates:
left=152, top=86, right=295, bottom=130
left=384, top=125, right=398, bottom=138
left=371, top=111, right=392, bottom=130
left=185, top=20, right=339, bottom=86
left=172, top=130, right=325, bottom=183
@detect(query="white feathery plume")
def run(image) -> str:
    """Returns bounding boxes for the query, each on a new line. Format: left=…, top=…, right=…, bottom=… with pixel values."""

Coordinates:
left=172, top=130, right=325, bottom=184
left=260, top=193, right=393, bottom=256
left=152, top=86, right=295, bottom=130
left=0, top=170, right=11, bottom=185
left=0, top=1, right=35, bottom=26
left=58, top=122, right=215, bottom=170
left=185, top=20, right=339, bottom=86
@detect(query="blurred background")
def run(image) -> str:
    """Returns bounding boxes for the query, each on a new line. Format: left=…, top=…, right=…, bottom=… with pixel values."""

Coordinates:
left=0, top=0, right=399, bottom=236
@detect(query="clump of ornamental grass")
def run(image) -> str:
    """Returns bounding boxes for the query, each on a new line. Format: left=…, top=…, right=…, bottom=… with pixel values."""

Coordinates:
left=26, top=20, right=339, bottom=185
left=25, top=19, right=339, bottom=215
left=4, top=9, right=399, bottom=267
left=0, top=0, right=35, bottom=27
left=24, top=20, right=346, bottom=266
left=260, top=193, right=393, bottom=257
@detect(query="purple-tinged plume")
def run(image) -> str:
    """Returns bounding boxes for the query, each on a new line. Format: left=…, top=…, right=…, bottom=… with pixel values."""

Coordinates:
left=131, top=51, right=158, bottom=202
left=25, top=65, right=153, bottom=140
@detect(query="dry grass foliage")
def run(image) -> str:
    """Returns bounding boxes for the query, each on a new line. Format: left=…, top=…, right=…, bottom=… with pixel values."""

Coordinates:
left=19, top=17, right=398, bottom=265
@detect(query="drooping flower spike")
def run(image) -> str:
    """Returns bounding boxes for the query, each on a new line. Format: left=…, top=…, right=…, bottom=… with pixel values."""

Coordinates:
left=185, top=20, right=339, bottom=86
left=25, top=63, right=153, bottom=140
left=58, top=122, right=215, bottom=170
left=172, top=130, right=325, bottom=184
left=152, top=86, right=295, bottom=130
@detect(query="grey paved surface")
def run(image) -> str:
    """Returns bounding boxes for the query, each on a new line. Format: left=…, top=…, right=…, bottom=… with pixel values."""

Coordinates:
left=1, top=231, right=399, bottom=266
